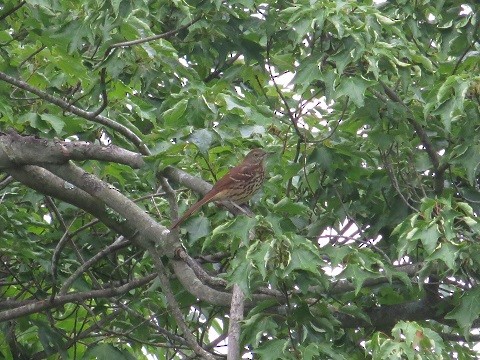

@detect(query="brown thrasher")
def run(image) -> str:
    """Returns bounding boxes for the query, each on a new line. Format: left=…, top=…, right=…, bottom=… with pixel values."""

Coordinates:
left=170, top=148, right=268, bottom=229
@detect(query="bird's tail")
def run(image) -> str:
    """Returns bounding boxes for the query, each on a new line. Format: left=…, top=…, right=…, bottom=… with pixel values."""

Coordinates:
left=169, top=194, right=213, bottom=230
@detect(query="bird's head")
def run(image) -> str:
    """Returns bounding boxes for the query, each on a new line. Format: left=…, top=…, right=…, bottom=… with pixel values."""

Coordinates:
left=243, top=148, right=269, bottom=165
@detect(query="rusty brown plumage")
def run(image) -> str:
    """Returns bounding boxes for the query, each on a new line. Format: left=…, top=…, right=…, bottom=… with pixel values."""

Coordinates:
left=170, top=148, right=268, bottom=229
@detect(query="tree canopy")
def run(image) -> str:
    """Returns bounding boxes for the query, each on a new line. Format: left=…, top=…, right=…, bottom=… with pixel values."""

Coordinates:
left=1, top=0, right=479, bottom=358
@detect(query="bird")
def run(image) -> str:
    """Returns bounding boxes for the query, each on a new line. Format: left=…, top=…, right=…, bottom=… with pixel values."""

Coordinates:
left=170, top=148, right=268, bottom=229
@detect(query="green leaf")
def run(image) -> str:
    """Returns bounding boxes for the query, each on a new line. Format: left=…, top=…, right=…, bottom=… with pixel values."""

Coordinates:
left=247, top=241, right=272, bottom=280
left=82, top=344, right=135, bottom=360
left=445, top=287, right=480, bottom=335
left=342, top=264, right=378, bottom=295
left=453, top=145, right=480, bottom=186
left=242, top=313, right=278, bottom=347
left=228, top=255, right=253, bottom=296
left=335, top=77, right=371, bottom=107
left=307, top=146, right=333, bottom=169
left=426, top=242, right=458, bottom=270
left=419, top=223, right=440, bottom=255
left=184, top=216, right=210, bottom=243
left=273, top=198, right=310, bottom=216
left=189, top=129, right=215, bottom=154
left=239, top=125, right=265, bottom=138
left=283, top=235, right=323, bottom=277
left=18, top=112, right=46, bottom=131
left=210, top=216, right=257, bottom=251
left=292, top=59, right=321, bottom=89
left=163, top=99, right=188, bottom=127
left=254, top=339, right=287, bottom=359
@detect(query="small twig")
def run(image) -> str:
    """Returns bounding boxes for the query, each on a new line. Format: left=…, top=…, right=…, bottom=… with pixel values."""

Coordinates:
left=281, top=282, right=300, bottom=359
left=266, top=38, right=304, bottom=140
left=380, top=150, right=418, bottom=212
left=90, top=67, right=108, bottom=117
left=317, top=97, right=349, bottom=143
left=105, top=16, right=201, bottom=56
left=285, top=139, right=302, bottom=196
left=59, top=237, right=131, bottom=295
left=204, top=53, right=242, bottom=82
left=332, top=186, right=392, bottom=263
left=0, top=1, right=26, bottom=22
left=452, top=14, right=480, bottom=75
left=378, top=80, right=445, bottom=193
left=0, top=175, right=14, bottom=191
left=0, top=275, right=155, bottom=322
left=19, top=46, right=46, bottom=69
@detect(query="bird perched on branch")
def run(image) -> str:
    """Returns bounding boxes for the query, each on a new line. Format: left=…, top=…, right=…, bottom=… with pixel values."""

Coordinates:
left=170, top=148, right=268, bottom=229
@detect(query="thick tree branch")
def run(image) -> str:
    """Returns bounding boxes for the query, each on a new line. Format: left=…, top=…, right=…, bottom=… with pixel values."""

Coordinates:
left=7, top=165, right=134, bottom=238
left=335, top=296, right=454, bottom=331
left=43, top=161, right=175, bottom=251
left=0, top=131, right=144, bottom=169
left=227, top=284, right=245, bottom=360
left=2, top=139, right=258, bottom=313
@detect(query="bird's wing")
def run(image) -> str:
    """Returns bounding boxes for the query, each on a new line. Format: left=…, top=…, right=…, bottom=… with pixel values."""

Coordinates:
left=211, top=164, right=256, bottom=190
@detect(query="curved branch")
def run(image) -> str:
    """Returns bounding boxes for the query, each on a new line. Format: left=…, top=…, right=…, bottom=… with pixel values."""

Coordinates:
left=59, top=237, right=130, bottom=295
left=106, top=16, right=201, bottom=54
left=89, top=67, right=108, bottom=117
left=0, top=71, right=149, bottom=155
left=146, top=244, right=216, bottom=360
left=8, top=165, right=134, bottom=238
left=378, top=80, right=446, bottom=194
left=0, top=274, right=156, bottom=322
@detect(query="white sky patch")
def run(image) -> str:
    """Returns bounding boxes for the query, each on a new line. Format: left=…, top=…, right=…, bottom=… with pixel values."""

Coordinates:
left=460, top=4, right=473, bottom=15
left=178, top=57, right=189, bottom=67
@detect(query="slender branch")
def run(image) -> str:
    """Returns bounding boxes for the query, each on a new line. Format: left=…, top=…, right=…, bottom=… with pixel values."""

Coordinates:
left=43, top=161, right=173, bottom=251
left=0, top=275, right=155, bottom=322
left=8, top=165, right=135, bottom=238
left=0, top=175, right=14, bottom=191
left=0, top=71, right=149, bottom=155
left=380, top=150, right=418, bottom=212
left=30, top=310, right=122, bottom=360
left=106, top=16, right=201, bottom=53
left=266, top=39, right=304, bottom=140
left=146, top=244, right=216, bottom=360
left=59, top=237, right=130, bottom=295
left=159, top=175, right=179, bottom=227
left=452, top=14, right=480, bottom=75
left=378, top=80, right=446, bottom=194
left=0, top=1, right=26, bottom=21
left=89, top=67, right=108, bottom=117
left=204, top=53, right=242, bottom=82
